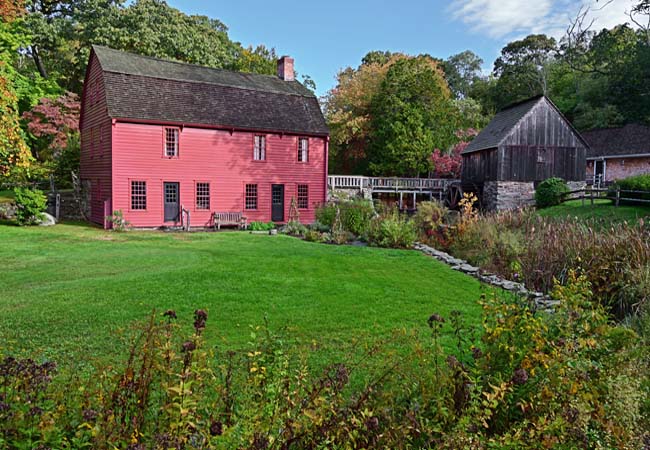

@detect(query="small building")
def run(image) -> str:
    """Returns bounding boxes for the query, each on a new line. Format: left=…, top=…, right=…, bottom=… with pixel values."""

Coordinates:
left=461, top=95, right=588, bottom=211
left=581, top=124, right=650, bottom=186
left=80, top=46, right=329, bottom=229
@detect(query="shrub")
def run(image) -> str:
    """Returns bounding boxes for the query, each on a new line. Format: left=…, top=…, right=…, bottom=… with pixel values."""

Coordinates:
left=315, top=202, right=337, bottom=228
left=106, top=209, right=130, bottom=231
left=367, top=210, right=416, bottom=249
left=413, top=200, right=448, bottom=241
left=304, top=229, right=328, bottom=243
left=315, top=199, right=375, bottom=237
left=340, top=199, right=375, bottom=236
left=13, top=187, right=47, bottom=225
left=612, top=174, right=650, bottom=201
left=535, top=177, right=569, bottom=208
left=248, top=221, right=275, bottom=231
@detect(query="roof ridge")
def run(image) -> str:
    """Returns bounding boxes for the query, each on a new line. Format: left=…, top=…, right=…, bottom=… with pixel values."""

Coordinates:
left=103, top=69, right=312, bottom=98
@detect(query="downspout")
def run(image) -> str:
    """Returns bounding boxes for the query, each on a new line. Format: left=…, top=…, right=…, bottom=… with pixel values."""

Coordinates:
left=324, top=136, right=329, bottom=203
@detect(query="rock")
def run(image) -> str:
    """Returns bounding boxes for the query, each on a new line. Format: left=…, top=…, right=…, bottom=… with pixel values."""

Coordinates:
left=269, top=229, right=278, bottom=235
left=38, top=212, right=56, bottom=226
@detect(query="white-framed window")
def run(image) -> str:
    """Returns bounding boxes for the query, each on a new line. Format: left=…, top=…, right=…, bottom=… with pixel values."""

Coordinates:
left=245, top=184, right=258, bottom=210
left=196, top=182, right=210, bottom=210
left=131, top=181, right=147, bottom=210
left=298, top=137, right=309, bottom=162
left=297, top=184, right=308, bottom=209
left=165, top=128, right=179, bottom=157
left=254, top=135, right=266, bottom=161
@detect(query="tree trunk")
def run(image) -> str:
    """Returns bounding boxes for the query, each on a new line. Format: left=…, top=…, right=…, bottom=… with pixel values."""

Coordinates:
left=31, top=45, right=48, bottom=79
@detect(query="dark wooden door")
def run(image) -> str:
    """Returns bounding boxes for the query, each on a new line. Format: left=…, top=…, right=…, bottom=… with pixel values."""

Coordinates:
left=594, top=160, right=605, bottom=186
left=271, top=184, right=284, bottom=222
left=164, top=182, right=180, bottom=222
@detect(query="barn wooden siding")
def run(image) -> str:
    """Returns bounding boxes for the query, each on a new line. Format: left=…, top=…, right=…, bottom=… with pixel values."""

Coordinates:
left=79, top=52, right=113, bottom=226
left=462, top=98, right=587, bottom=185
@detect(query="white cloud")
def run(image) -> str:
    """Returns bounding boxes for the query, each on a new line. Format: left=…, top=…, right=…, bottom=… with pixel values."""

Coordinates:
left=450, top=0, right=639, bottom=40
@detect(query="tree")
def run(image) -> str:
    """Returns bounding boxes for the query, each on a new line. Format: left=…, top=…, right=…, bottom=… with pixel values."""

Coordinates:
left=322, top=53, right=406, bottom=174
left=430, top=129, right=477, bottom=178
left=443, top=50, right=483, bottom=99
left=22, top=91, right=79, bottom=159
left=0, top=4, right=32, bottom=179
left=368, top=56, right=459, bottom=177
left=492, top=34, right=558, bottom=109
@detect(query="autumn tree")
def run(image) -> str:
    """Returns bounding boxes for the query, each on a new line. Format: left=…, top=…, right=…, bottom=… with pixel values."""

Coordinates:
left=323, top=53, right=407, bottom=174
left=0, top=1, right=32, bottom=179
left=430, top=129, right=477, bottom=178
left=368, top=56, right=460, bottom=177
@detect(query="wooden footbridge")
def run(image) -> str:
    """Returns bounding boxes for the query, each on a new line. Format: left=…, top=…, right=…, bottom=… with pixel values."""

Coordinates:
left=327, top=175, right=460, bottom=209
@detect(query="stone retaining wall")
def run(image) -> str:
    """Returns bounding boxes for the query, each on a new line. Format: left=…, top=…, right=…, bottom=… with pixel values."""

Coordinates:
left=414, top=242, right=559, bottom=312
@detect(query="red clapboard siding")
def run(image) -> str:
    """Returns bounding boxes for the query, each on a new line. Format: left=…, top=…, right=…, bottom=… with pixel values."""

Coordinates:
left=111, top=123, right=327, bottom=228
left=79, top=52, right=112, bottom=227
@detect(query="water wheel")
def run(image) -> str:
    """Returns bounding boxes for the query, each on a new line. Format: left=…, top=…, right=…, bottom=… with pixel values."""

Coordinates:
left=444, top=182, right=464, bottom=209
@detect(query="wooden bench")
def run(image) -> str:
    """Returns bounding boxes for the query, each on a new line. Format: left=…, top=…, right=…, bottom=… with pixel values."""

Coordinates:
left=213, top=212, right=247, bottom=230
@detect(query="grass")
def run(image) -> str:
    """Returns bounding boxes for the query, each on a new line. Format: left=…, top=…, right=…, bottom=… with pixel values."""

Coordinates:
left=0, top=189, right=14, bottom=203
left=0, top=222, right=485, bottom=371
left=538, top=199, right=650, bottom=224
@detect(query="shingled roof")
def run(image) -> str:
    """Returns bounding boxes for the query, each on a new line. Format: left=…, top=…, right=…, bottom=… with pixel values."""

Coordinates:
left=581, top=124, right=650, bottom=158
left=461, top=96, right=545, bottom=154
left=92, top=45, right=329, bottom=136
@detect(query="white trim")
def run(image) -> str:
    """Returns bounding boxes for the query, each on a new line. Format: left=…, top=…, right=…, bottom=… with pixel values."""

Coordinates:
left=587, top=153, right=650, bottom=161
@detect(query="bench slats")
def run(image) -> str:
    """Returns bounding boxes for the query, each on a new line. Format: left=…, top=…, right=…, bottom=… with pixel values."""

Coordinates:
left=213, top=212, right=247, bottom=230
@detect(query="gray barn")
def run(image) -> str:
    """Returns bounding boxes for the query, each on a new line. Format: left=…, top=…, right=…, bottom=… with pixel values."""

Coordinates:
left=461, top=95, right=588, bottom=210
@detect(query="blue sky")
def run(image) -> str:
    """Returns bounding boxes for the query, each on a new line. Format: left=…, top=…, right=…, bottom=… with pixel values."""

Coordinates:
left=169, top=0, right=635, bottom=96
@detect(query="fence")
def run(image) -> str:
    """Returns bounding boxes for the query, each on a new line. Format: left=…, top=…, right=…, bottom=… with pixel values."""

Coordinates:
left=327, top=175, right=456, bottom=193
left=561, top=186, right=650, bottom=207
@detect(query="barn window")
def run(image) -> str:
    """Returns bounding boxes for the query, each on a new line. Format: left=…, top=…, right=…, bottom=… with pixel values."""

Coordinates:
left=298, top=138, right=309, bottom=162
left=254, top=135, right=266, bottom=161
left=131, top=181, right=147, bottom=210
left=297, top=184, right=308, bottom=209
left=196, top=182, right=210, bottom=210
left=165, top=128, right=179, bottom=157
left=245, top=184, right=258, bottom=210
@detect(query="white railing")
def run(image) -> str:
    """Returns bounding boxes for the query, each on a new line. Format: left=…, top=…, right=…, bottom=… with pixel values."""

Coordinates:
left=328, top=175, right=456, bottom=192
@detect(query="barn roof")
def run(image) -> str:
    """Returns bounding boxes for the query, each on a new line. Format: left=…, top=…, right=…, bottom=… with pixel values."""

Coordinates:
left=92, top=45, right=329, bottom=136
left=581, top=124, right=650, bottom=158
left=461, top=95, right=587, bottom=155
left=461, top=96, right=545, bottom=154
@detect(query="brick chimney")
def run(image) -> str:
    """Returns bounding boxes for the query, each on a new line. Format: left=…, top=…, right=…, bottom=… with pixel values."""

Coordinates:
left=277, top=56, right=294, bottom=81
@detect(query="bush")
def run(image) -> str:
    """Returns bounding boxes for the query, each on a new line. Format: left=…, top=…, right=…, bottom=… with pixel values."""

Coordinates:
left=106, top=209, right=131, bottom=231
left=413, top=200, right=448, bottom=241
left=13, top=187, right=47, bottom=225
left=340, top=199, right=375, bottom=236
left=315, top=199, right=375, bottom=237
left=304, top=229, right=328, bottom=243
left=535, top=177, right=569, bottom=208
left=612, top=174, right=650, bottom=201
left=315, top=203, right=337, bottom=228
left=367, top=210, right=416, bottom=249
left=248, top=221, right=275, bottom=231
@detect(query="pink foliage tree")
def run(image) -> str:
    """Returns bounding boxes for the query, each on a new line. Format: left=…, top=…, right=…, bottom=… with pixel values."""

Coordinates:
left=23, top=92, right=80, bottom=158
left=430, top=128, right=478, bottom=178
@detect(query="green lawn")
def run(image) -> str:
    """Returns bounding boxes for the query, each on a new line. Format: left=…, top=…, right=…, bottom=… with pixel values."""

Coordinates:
left=0, top=189, right=14, bottom=203
left=538, top=199, right=650, bottom=224
left=0, top=223, right=484, bottom=370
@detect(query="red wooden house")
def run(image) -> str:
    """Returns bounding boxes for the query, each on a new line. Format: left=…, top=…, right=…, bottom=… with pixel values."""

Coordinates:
left=80, top=46, right=329, bottom=229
